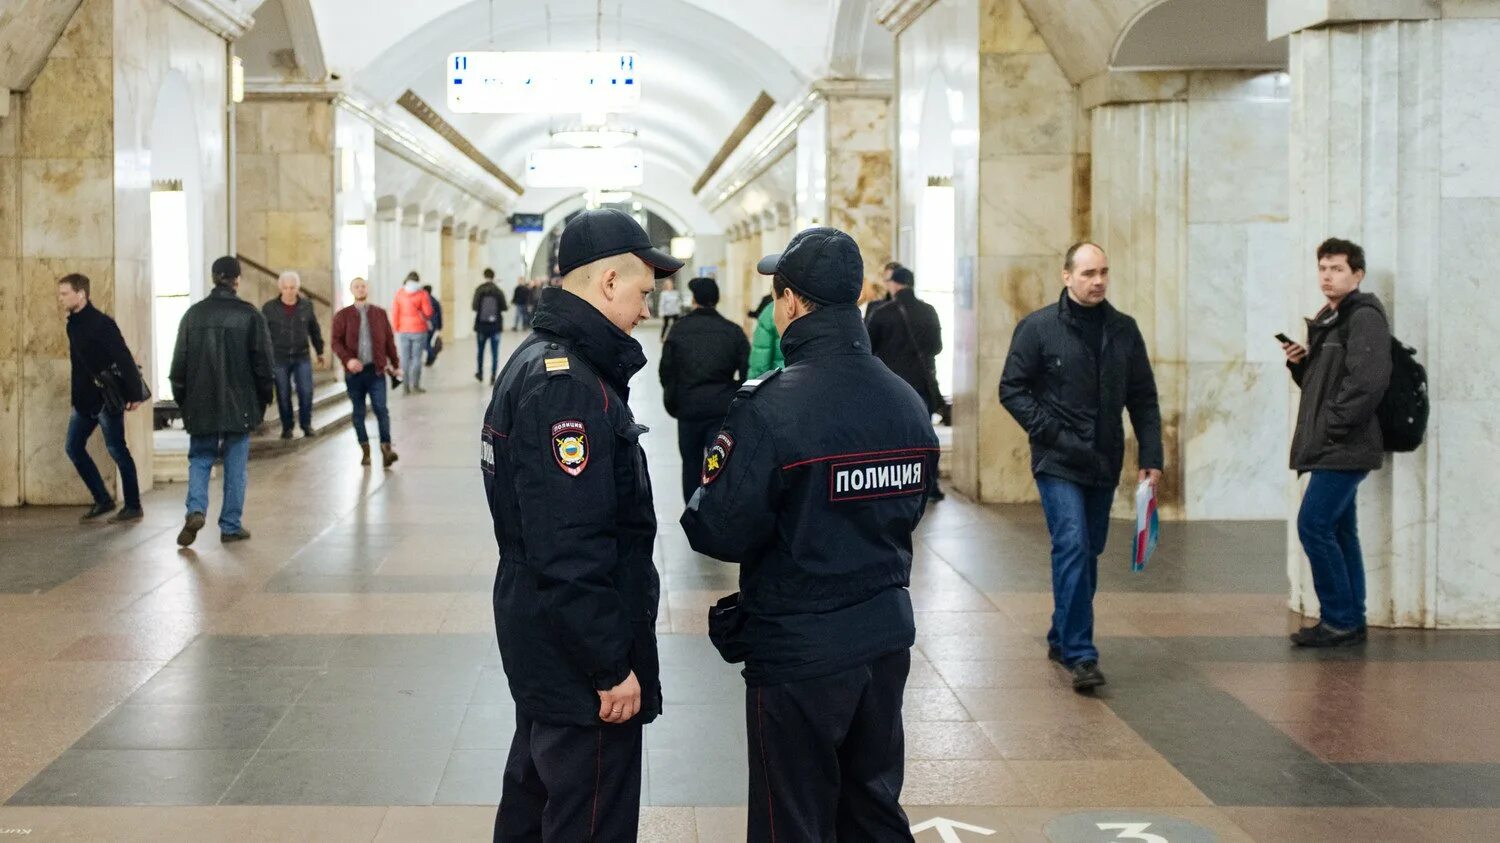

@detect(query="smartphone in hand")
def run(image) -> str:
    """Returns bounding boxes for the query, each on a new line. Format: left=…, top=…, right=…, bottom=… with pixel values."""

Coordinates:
left=1275, top=332, right=1294, bottom=345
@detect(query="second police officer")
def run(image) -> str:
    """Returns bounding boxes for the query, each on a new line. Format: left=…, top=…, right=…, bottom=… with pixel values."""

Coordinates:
left=681, top=227, right=939, bottom=842
left=480, top=208, right=682, bottom=841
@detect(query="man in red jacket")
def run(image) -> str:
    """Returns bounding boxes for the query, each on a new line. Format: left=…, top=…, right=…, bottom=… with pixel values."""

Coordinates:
left=332, top=277, right=402, bottom=467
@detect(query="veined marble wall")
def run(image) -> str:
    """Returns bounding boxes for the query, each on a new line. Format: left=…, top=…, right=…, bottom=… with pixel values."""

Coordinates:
left=236, top=98, right=336, bottom=339
left=1091, top=72, right=1293, bottom=520
left=0, top=0, right=232, bottom=505
left=826, top=96, right=895, bottom=278
left=439, top=225, right=456, bottom=344
left=900, top=0, right=1085, bottom=502
left=1286, top=13, right=1500, bottom=627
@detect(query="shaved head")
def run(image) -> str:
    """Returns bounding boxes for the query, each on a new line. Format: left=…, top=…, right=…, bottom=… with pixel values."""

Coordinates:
left=561, top=253, right=656, bottom=335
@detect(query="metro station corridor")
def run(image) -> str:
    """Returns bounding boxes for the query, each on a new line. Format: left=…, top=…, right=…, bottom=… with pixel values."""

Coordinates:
left=1, top=329, right=1498, bottom=841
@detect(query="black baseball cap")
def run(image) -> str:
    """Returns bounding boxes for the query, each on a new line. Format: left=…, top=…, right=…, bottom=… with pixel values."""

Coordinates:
left=558, top=209, right=683, bottom=279
left=756, top=227, right=863, bottom=306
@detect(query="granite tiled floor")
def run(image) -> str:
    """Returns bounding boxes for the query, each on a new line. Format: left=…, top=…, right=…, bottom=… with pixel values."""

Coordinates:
left=2, top=324, right=1499, bottom=841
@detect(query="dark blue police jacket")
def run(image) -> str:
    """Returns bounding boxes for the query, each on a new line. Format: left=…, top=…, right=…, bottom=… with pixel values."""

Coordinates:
left=681, top=304, right=938, bottom=686
left=481, top=288, right=662, bottom=727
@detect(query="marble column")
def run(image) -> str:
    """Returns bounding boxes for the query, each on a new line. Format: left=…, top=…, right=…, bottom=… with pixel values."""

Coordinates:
left=439, top=224, right=456, bottom=345
left=0, top=93, right=22, bottom=505
left=795, top=86, right=895, bottom=278
left=1279, top=6, right=1500, bottom=626
left=1089, top=72, right=1293, bottom=520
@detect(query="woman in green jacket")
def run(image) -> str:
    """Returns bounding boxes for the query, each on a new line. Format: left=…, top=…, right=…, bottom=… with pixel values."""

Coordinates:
left=746, top=302, right=783, bottom=378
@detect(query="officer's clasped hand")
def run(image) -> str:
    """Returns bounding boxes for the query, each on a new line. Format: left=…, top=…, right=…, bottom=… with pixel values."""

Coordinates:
left=597, top=671, right=642, bottom=723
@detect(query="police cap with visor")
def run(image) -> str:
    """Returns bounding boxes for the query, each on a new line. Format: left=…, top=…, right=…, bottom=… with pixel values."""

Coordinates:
left=757, top=227, right=863, bottom=306
left=558, top=208, right=684, bottom=279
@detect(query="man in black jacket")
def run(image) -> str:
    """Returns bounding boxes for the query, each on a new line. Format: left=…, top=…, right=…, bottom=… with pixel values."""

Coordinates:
left=472, top=268, right=507, bottom=383
left=999, top=242, right=1162, bottom=692
left=682, top=227, right=937, bottom=842
left=58, top=273, right=146, bottom=522
left=658, top=277, right=751, bottom=503
left=261, top=270, right=325, bottom=439
left=1282, top=238, right=1391, bottom=648
left=480, top=209, right=682, bottom=841
left=867, top=265, right=947, bottom=501
left=169, top=257, right=275, bottom=547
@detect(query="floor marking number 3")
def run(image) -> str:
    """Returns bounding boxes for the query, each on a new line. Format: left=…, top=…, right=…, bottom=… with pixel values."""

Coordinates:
left=1097, top=823, right=1169, bottom=843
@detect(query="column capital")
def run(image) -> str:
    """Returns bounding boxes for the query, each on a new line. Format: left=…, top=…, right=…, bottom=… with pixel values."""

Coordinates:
left=165, top=0, right=254, bottom=40
left=1268, top=0, right=1439, bottom=40
left=1079, top=71, right=1189, bottom=111
left=811, top=78, right=894, bottom=101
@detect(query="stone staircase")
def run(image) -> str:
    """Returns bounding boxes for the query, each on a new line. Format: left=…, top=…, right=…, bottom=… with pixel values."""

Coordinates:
left=152, top=369, right=351, bottom=484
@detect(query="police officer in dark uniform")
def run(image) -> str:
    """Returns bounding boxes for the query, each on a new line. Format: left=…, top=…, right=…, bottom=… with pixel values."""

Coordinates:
left=480, top=208, right=682, bottom=842
left=681, top=227, right=938, bottom=842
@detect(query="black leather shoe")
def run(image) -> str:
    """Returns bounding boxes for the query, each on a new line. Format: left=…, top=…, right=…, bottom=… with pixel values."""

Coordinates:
left=280, top=428, right=294, bottom=440
left=1069, top=661, right=1107, bottom=692
left=1047, top=645, right=1064, bottom=664
left=1290, top=622, right=1363, bottom=648
left=109, top=506, right=143, bottom=523
left=221, top=528, right=252, bottom=543
left=474, top=372, right=482, bottom=382
left=177, top=511, right=206, bottom=547
left=930, top=485, right=947, bottom=502
left=302, top=427, right=317, bottom=438
left=80, top=501, right=116, bottom=522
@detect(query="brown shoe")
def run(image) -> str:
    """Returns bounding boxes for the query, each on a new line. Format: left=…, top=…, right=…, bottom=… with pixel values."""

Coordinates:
left=360, top=442, right=371, bottom=466
left=381, top=443, right=398, bottom=468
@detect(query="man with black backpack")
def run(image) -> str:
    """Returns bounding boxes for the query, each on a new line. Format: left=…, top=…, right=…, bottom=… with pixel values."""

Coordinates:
left=472, top=268, right=507, bottom=384
left=1283, top=237, right=1395, bottom=648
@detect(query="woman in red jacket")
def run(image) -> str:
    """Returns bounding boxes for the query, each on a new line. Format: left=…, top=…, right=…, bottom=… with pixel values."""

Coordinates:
left=391, top=271, right=434, bottom=394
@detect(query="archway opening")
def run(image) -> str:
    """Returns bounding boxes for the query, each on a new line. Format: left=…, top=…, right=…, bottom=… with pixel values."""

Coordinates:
left=146, top=72, right=203, bottom=402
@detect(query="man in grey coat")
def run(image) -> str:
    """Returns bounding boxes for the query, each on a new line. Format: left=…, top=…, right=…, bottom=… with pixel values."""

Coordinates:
left=1282, top=237, right=1392, bottom=648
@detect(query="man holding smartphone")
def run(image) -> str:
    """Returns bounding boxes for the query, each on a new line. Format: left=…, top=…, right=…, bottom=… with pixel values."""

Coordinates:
left=1282, top=238, right=1391, bottom=648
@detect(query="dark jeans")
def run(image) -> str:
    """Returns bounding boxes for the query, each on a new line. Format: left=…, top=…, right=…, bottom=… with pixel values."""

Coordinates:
left=1297, top=469, right=1369, bottom=631
left=512, top=304, right=531, bottom=330
left=273, top=357, right=314, bottom=432
left=345, top=367, right=391, bottom=444
left=677, top=417, right=720, bottom=504
left=425, top=328, right=441, bottom=366
left=1036, top=474, right=1114, bottom=666
left=746, top=650, right=912, bottom=842
left=660, top=315, right=677, bottom=340
left=495, top=711, right=643, bottom=843
left=476, top=329, right=501, bottom=379
left=65, top=407, right=140, bottom=509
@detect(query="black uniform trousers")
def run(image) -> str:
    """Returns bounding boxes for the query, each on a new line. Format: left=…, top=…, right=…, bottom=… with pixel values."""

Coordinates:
left=676, top=417, right=720, bottom=504
left=746, top=649, right=914, bottom=842
left=494, top=710, right=644, bottom=843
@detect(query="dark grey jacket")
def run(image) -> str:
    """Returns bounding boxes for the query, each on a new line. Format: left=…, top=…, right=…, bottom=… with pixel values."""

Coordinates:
left=999, top=292, right=1163, bottom=488
left=170, top=286, right=275, bottom=435
left=260, top=296, right=324, bottom=364
left=1289, top=291, right=1392, bottom=472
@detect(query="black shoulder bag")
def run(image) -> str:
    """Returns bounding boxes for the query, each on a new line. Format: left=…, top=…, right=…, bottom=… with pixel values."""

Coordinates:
left=94, top=363, right=151, bottom=414
left=893, top=303, right=951, bottom=425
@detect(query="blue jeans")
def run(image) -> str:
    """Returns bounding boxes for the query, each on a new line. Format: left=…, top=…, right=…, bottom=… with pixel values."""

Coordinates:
left=66, top=407, right=140, bottom=509
left=345, top=367, right=391, bottom=444
left=186, top=432, right=250, bottom=534
left=1297, top=469, right=1368, bottom=631
left=476, top=330, right=500, bottom=379
left=513, top=304, right=531, bottom=330
left=273, top=357, right=314, bottom=432
left=1036, top=474, right=1115, bottom=666
left=397, top=332, right=426, bottom=390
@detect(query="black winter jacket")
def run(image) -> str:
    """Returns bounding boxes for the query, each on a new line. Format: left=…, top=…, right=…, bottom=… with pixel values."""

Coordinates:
left=658, top=307, right=751, bottom=421
left=66, top=303, right=144, bottom=416
left=260, top=296, right=324, bottom=364
left=681, top=305, right=937, bottom=686
left=999, top=291, right=1163, bottom=488
left=472, top=281, right=507, bottom=333
left=169, top=286, right=275, bottom=435
left=1289, top=291, right=1392, bottom=472
left=480, top=288, right=661, bottom=727
left=866, top=288, right=943, bottom=410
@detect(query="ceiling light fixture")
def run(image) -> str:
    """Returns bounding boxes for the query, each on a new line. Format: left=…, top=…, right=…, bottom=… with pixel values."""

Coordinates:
left=551, top=127, right=638, bottom=148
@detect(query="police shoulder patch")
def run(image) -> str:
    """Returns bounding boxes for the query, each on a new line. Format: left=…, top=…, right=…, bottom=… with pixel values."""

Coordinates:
left=544, top=356, right=571, bottom=376
left=736, top=367, right=782, bottom=397
left=701, top=431, right=735, bottom=485
left=551, top=419, right=589, bottom=476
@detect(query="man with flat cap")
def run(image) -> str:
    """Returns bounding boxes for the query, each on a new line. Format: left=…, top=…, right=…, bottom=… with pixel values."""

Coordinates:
left=659, top=276, right=751, bottom=503
left=480, top=208, right=682, bottom=841
left=681, top=227, right=938, bottom=842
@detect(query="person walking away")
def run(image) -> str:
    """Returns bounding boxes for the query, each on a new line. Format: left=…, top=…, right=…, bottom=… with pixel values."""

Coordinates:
left=423, top=283, right=444, bottom=366
left=481, top=208, right=683, bottom=841
left=260, top=270, right=326, bottom=439
left=658, top=277, right=751, bottom=503
left=332, top=277, right=401, bottom=468
left=682, top=227, right=938, bottom=842
left=392, top=271, right=433, bottom=394
left=169, top=257, right=275, bottom=546
left=746, top=290, right=784, bottom=379
left=1283, top=238, right=1392, bottom=648
left=511, top=278, right=532, bottom=331
left=999, top=242, right=1163, bottom=692
left=658, top=278, right=682, bottom=340
left=867, top=266, right=947, bottom=501
left=865, top=261, right=900, bottom=326
left=473, top=268, right=508, bottom=384
left=59, top=273, right=147, bottom=522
